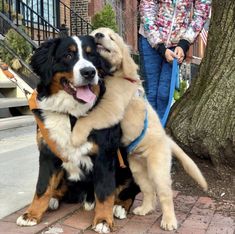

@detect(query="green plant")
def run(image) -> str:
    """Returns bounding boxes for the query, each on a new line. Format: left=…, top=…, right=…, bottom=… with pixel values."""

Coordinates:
left=91, top=4, right=118, bottom=32
left=0, top=0, right=9, bottom=12
left=0, top=27, right=32, bottom=74
left=174, top=80, right=187, bottom=100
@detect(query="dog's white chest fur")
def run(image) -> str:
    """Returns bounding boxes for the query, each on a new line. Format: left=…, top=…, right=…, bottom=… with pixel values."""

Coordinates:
left=38, top=91, right=95, bottom=181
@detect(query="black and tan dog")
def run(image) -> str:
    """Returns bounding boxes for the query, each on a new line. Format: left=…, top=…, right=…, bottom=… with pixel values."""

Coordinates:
left=16, top=35, right=139, bottom=231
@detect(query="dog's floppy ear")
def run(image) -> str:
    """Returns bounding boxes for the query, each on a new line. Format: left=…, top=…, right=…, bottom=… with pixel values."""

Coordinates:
left=120, top=37, right=139, bottom=80
left=98, top=56, right=113, bottom=78
left=30, top=38, right=61, bottom=86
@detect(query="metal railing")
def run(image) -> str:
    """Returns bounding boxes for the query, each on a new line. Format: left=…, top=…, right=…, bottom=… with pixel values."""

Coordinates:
left=0, top=0, right=93, bottom=45
left=59, top=1, right=93, bottom=36
left=1, top=0, right=60, bottom=45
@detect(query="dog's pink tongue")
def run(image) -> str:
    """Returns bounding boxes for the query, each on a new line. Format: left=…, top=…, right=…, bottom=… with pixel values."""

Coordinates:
left=76, top=86, right=96, bottom=103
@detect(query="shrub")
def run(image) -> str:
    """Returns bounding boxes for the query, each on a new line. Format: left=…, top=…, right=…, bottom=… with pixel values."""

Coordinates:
left=91, top=4, right=118, bottom=32
left=0, top=27, right=32, bottom=66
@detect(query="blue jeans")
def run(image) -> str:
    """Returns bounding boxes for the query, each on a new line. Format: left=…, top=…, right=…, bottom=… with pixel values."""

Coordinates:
left=139, top=35, right=173, bottom=121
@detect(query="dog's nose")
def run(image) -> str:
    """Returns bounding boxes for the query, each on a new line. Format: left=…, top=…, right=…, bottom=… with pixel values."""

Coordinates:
left=95, top=33, right=104, bottom=39
left=80, top=67, right=96, bottom=80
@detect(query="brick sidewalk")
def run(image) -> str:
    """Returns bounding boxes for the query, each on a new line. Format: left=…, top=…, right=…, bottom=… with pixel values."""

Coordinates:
left=0, top=191, right=234, bottom=234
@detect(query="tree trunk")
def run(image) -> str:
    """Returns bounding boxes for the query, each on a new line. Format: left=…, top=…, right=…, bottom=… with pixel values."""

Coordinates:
left=167, top=0, right=235, bottom=167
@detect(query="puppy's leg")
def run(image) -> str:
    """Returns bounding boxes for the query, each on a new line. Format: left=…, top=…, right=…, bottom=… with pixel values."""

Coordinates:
left=147, top=144, right=177, bottom=231
left=71, top=78, right=138, bottom=147
left=128, top=156, right=156, bottom=215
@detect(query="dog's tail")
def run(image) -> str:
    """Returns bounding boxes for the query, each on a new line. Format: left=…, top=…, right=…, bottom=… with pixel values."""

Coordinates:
left=169, top=137, right=208, bottom=191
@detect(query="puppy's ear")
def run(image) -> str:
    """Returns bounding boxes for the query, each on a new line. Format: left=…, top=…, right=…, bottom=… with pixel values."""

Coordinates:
left=121, top=40, right=139, bottom=80
left=30, top=38, right=60, bottom=86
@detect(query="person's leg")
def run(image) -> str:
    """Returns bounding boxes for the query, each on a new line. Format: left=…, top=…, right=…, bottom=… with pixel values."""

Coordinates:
left=138, top=35, right=163, bottom=111
left=156, top=58, right=173, bottom=121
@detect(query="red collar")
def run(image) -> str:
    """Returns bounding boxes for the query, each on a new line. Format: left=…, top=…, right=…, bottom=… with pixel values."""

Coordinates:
left=124, top=77, right=137, bottom=83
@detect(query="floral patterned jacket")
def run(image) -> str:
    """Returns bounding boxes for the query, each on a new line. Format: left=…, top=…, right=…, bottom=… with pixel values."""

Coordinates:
left=139, top=0, right=211, bottom=48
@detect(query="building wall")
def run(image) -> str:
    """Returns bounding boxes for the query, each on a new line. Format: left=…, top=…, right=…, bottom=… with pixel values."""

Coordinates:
left=123, top=0, right=138, bottom=52
left=88, top=0, right=104, bottom=18
left=66, top=0, right=138, bottom=52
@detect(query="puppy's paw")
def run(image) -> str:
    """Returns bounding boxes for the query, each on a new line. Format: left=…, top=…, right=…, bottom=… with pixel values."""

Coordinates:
left=113, top=205, right=127, bottom=219
left=83, top=202, right=95, bottom=211
left=93, top=222, right=110, bottom=233
left=132, top=205, right=153, bottom=216
left=48, top=197, right=59, bottom=210
left=71, top=124, right=90, bottom=147
left=160, top=215, right=177, bottom=231
left=16, top=214, right=38, bottom=226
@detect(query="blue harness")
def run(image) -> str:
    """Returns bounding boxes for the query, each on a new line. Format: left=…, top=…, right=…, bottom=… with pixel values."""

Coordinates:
left=126, top=109, right=149, bottom=154
left=126, top=59, right=179, bottom=152
left=161, top=58, right=180, bottom=127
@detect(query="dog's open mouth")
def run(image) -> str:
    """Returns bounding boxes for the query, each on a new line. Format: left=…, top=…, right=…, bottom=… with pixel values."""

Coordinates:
left=60, top=78, right=96, bottom=104
left=96, top=43, right=110, bottom=53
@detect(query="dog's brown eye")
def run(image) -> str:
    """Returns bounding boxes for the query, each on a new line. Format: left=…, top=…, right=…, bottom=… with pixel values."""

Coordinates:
left=110, top=36, right=114, bottom=41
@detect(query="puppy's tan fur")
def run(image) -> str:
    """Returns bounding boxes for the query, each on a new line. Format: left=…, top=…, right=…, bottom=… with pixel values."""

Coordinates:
left=71, top=28, right=207, bottom=231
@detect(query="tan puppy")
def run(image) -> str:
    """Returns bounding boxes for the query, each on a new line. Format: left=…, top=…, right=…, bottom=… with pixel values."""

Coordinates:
left=71, top=27, right=207, bottom=231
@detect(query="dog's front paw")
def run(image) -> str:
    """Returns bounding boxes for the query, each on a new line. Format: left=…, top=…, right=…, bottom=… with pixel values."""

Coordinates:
left=71, top=125, right=89, bottom=147
left=16, top=213, right=38, bottom=226
left=93, top=222, right=110, bottom=233
left=160, top=215, right=177, bottom=231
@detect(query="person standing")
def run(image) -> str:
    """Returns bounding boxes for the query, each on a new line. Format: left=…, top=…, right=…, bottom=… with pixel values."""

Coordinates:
left=138, top=0, right=211, bottom=123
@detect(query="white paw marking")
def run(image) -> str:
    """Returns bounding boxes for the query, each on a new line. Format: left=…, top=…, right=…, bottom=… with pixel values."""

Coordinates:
left=16, top=215, right=37, bottom=226
left=48, top=197, right=59, bottom=210
left=160, top=216, right=178, bottom=230
left=83, top=202, right=95, bottom=211
left=93, top=222, right=110, bottom=233
left=113, top=205, right=127, bottom=219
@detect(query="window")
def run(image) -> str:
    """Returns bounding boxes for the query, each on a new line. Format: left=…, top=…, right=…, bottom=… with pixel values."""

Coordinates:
left=21, top=0, right=59, bottom=27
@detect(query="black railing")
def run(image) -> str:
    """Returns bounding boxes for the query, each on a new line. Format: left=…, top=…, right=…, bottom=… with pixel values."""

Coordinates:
left=59, top=1, right=93, bottom=36
left=0, top=12, right=39, bottom=88
left=0, top=0, right=92, bottom=44
left=0, top=39, right=38, bottom=88
left=1, top=0, right=59, bottom=45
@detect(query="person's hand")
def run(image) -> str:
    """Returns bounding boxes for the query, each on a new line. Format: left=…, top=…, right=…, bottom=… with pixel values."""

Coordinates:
left=174, top=46, right=185, bottom=64
left=165, top=49, right=178, bottom=63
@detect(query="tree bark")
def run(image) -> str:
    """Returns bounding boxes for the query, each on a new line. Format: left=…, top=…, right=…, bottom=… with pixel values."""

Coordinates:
left=167, top=0, right=235, bottom=167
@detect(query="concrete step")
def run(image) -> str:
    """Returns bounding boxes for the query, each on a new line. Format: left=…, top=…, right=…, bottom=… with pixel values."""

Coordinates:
left=0, top=79, right=17, bottom=89
left=0, top=97, right=28, bottom=109
left=0, top=115, right=35, bottom=130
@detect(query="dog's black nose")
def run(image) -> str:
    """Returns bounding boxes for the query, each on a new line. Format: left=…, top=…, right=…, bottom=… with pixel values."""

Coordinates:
left=95, top=33, right=104, bottom=39
left=80, top=67, right=96, bottom=80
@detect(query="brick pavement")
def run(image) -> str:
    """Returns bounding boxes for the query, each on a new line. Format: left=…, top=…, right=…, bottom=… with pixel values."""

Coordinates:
left=0, top=191, right=234, bottom=234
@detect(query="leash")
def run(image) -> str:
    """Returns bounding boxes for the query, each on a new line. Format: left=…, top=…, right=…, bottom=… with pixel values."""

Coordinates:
left=28, top=91, right=68, bottom=162
left=0, top=63, right=32, bottom=99
left=161, top=58, right=180, bottom=127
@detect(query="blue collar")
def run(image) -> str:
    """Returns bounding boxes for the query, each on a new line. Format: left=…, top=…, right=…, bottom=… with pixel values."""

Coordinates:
left=126, top=109, right=148, bottom=154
